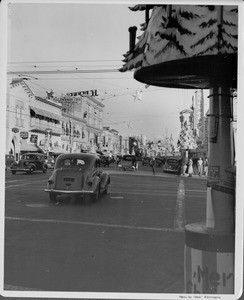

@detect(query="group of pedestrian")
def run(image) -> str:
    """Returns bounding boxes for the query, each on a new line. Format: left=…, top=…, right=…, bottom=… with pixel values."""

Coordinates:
left=181, top=156, right=208, bottom=177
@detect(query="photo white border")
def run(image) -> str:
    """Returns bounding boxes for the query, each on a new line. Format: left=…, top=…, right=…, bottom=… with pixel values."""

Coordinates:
left=0, top=0, right=243, bottom=299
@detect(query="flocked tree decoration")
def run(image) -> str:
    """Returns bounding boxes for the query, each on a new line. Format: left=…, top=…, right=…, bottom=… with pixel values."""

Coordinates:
left=177, top=121, right=198, bottom=150
left=119, top=5, right=238, bottom=72
left=177, top=109, right=197, bottom=150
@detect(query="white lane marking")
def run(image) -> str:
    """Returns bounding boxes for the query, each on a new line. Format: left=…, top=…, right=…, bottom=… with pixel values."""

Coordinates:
left=174, top=179, right=186, bottom=231
left=5, top=180, right=47, bottom=189
left=110, top=196, right=124, bottom=199
left=5, top=216, right=184, bottom=233
left=25, top=204, right=49, bottom=208
left=4, top=180, right=21, bottom=183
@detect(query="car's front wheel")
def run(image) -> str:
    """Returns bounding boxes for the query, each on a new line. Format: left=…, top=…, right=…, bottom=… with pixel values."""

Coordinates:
left=43, top=166, right=47, bottom=173
left=49, top=193, right=57, bottom=203
left=92, top=185, right=100, bottom=202
left=11, top=170, right=16, bottom=175
left=103, top=185, right=108, bottom=194
left=29, top=166, right=35, bottom=174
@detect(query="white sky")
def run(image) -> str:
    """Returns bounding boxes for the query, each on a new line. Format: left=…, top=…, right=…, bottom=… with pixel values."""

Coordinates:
left=7, top=2, right=210, bottom=144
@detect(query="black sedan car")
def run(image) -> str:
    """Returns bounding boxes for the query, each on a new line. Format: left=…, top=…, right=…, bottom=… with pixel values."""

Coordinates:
left=10, top=153, right=48, bottom=174
left=45, top=153, right=110, bottom=203
left=163, top=156, right=183, bottom=175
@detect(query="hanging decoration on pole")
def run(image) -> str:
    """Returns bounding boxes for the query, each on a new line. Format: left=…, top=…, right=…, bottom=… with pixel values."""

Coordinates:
left=120, top=4, right=238, bottom=295
left=132, top=90, right=142, bottom=102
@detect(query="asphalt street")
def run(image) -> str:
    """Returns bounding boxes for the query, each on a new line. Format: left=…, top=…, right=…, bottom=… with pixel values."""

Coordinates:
left=4, top=164, right=207, bottom=295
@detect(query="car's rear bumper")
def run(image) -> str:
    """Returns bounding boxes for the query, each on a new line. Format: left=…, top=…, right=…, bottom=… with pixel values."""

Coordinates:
left=164, top=169, right=180, bottom=174
left=44, top=189, right=94, bottom=194
left=10, top=168, right=30, bottom=172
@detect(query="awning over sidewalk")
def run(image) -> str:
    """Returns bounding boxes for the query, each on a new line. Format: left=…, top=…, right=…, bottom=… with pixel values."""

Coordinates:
left=30, top=106, right=60, bottom=121
left=20, top=139, right=43, bottom=153
left=49, top=145, right=67, bottom=154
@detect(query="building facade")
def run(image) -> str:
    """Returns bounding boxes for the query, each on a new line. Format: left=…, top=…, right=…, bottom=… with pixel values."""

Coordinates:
left=6, top=81, right=106, bottom=158
left=57, top=92, right=104, bottom=153
left=6, top=79, right=62, bottom=160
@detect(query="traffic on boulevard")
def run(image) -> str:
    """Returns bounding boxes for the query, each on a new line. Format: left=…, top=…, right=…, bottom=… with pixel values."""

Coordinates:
left=5, top=157, right=207, bottom=293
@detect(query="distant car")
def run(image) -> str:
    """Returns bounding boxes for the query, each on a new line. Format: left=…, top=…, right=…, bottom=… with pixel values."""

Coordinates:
left=155, top=157, right=163, bottom=167
left=142, top=157, right=150, bottom=166
left=119, top=154, right=137, bottom=171
left=45, top=153, right=110, bottom=203
left=100, top=154, right=112, bottom=167
left=5, top=154, right=15, bottom=170
left=10, top=153, right=48, bottom=175
left=44, top=153, right=62, bottom=169
left=163, top=156, right=183, bottom=175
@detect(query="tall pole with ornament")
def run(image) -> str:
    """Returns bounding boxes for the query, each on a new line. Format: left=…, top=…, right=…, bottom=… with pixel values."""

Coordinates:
left=120, top=4, right=238, bottom=294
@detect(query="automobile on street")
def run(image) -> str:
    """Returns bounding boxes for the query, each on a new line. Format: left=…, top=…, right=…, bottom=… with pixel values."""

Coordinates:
left=163, top=156, right=183, bottom=175
left=10, top=153, right=48, bottom=175
left=45, top=153, right=110, bottom=203
left=5, top=165, right=207, bottom=293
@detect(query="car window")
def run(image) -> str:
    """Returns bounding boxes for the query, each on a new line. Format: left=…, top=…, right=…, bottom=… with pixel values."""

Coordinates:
left=58, top=158, right=88, bottom=169
left=95, top=159, right=101, bottom=168
left=167, top=159, right=179, bottom=164
left=123, top=156, right=132, bottom=161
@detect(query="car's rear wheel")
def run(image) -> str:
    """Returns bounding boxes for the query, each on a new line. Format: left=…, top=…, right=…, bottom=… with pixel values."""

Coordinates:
left=11, top=170, right=16, bottom=175
left=49, top=193, right=57, bottom=203
left=103, top=185, right=108, bottom=194
left=29, top=166, right=35, bottom=174
left=92, top=185, right=100, bottom=202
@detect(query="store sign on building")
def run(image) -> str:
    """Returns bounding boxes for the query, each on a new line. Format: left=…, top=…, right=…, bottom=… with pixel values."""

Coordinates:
left=68, top=89, right=98, bottom=97
left=20, top=131, right=29, bottom=139
left=30, top=134, right=38, bottom=144
left=12, top=127, right=19, bottom=133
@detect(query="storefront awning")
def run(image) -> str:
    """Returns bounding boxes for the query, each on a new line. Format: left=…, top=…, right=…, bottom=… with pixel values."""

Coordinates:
left=49, top=145, right=68, bottom=154
left=30, top=106, right=60, bottom=121
left=20, top=139, right=43, bottom=153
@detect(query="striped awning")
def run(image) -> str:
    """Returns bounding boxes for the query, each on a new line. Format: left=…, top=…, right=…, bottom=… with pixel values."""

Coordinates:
left=30, top=106, right=60, bottom=121
left=20, top=139, right=43, bottom=153
left=49, top=146, right=67, bottom=154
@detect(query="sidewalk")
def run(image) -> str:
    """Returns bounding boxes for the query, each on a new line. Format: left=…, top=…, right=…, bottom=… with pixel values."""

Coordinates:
left=107, top=167, right=207, bottom=180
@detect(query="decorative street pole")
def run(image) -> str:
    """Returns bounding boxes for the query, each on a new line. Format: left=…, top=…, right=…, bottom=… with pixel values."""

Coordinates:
left=120, top=4, right=238, bottom=294
left=45, top=128, right=52, bottom=157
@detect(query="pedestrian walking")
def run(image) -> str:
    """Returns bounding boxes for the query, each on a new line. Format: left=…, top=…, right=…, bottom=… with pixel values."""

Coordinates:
left=203, top=158, right=208, bottom=176
left=188, top=158, right=193, bottom=177
left=150, top=157, right=156, bottom=175
left=181, top=157, right=188, bottom=176
left=192, top=157, right=198, bottom=175
left=132, top=156, right=138, bottom=171
left=197, top=157, right=203, bottom=176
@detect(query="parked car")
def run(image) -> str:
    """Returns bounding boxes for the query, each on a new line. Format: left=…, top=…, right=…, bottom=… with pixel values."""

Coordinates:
left=10, top=153, right=48, bottom=175
left=118, top=154, right=137, bottom=171
left=100, top=154, right=112, bottom=167
left=155, top=157, right=163, bottom=167
left=44, top=153, right=62, bottom=169
left=45, top=153, right=110, bottom=203
left=163, top=156, right=183, bottom=175
left=5, top=154, right=15, bottom=170
left=142, top=156, right=151, bottom=166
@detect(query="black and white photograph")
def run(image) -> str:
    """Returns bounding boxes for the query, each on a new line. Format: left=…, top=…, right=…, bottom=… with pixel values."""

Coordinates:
left=0, top=0, right=243, bottom=299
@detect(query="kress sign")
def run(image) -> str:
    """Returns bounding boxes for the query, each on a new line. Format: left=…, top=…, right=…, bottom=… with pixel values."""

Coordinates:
left=67, top=90, right=98, bottom=97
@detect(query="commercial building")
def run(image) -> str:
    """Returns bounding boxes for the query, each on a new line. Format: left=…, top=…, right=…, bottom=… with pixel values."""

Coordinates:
left=6, top=78, right=62, bottom=160
left=60, top=91, right=104, bottom=153
left=6, top=81, right=106, bottom=158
